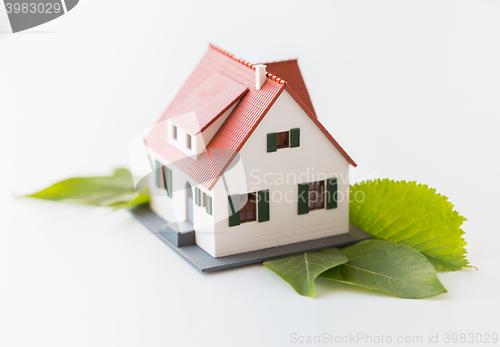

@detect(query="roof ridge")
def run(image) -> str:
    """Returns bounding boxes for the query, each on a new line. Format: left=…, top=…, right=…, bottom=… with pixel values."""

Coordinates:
left=265, top=58, right=298, bottom=65
left=209, top=44, right=286, bottom=85
left=209, top=44, right=255, bottom=70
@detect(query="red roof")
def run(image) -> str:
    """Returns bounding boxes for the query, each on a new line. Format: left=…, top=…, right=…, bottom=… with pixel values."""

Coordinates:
left=145, top=45, right=356, bottom=190
left=168, top=72, right=248, bottom=134
left=265, top=59, right=316, bottom=117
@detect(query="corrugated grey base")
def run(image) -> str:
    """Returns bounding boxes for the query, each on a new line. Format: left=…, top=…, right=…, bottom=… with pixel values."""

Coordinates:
left=130, top=204, right=373, bottom=273
left=159, top=222, right=195, bottom=247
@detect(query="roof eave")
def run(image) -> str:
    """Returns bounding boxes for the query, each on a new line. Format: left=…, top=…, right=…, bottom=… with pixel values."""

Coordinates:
left=285, top=85, right=357, bottom=167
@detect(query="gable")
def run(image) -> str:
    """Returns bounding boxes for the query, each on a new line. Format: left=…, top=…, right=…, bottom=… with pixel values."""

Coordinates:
left=265, top=59, right=316, bottom=117
left=236, top=89, right=353, bottom=177
left=286, top=85, right=356, bottom=167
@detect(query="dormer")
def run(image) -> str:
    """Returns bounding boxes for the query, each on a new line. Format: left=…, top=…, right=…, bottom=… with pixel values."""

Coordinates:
left=166, top=103, right=238, bottom=159
left=166, top=72, right=247, bottom=159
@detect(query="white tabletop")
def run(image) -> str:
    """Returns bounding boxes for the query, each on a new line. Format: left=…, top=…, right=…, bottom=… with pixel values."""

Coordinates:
left=1, top=1, right=499, bottom=346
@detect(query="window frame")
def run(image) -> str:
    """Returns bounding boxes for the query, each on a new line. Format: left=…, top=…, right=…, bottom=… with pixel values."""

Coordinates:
left=240, top=192, right=257, bottom=224
left=160, top=165, right=167, bottom=189
left=186, top=134, right=192, bottom=150
left=276, top=130, right=290, bottom=149
left=201, top=191, right=206, bottom=207
left=308, top=180, right=325, bottom=211
left=172, top=125, right=178, bottom=140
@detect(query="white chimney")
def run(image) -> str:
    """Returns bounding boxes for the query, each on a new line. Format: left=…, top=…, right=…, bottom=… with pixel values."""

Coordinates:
left=255, top=64, right=267, bottom=90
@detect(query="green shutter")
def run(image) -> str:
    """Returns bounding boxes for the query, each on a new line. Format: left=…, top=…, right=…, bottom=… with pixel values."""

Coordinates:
left=258, top=190, right=270, bottom=222
left=290, top=128, right=300, bottom=148
left=155, top=160, right=161, bottom=188
left=205, top=194, right=212, bottom=215
left=228, top=194, right=240, bottom=227
left=195, top=187, right=201, bottom=206
left=326, top=178, right=338, bottom=209
left=267, top=133, right=277, bottom=152
left=165, top=167, right=172, bottom=197
left=298, top=183, right=309, bottom=215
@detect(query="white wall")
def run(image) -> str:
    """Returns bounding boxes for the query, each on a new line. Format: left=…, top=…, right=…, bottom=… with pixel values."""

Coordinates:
left=4, top=1, right=497, bottom=343
left=211, top=90, right=351, bottom=257
left=200, top=102, right=238, bottom=149
left=148, top=148, right=216, bottom=256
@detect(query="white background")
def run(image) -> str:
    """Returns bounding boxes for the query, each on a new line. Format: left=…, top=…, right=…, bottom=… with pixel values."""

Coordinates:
left=1, top=1, right=499, bottom=346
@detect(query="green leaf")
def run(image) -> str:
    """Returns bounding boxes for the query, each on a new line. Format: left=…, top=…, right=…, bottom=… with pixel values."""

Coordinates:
left=264, top=248, right=348, bottom=297
left=111, top=186, right=151, bottom=210
left=350, top=179, right=468, bottom=271
left=24, top=168, right=150, bottom=210
left=320, top=240, right=447, bottom=299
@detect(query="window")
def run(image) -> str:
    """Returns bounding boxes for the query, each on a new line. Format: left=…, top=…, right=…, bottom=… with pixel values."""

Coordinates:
left=155, top=160, right=163, bottom=188
left=297, top=177, right=338, bottom=214
left=267, top=128, right=299, bottom=152
left=205, top=194, right=212, bottom=215
left=195, top=187, right=201, bottom=206
left=172, top=125, right=177, bottom=140
left=308, top=180, right=325, bottom=211
left=276, top=131, right=289, bottom=149
left=155, top=161, right=172, bottom=197
left=195, top=188, right=207, bottom=208
left=228, top=190, right=270, bottom=227
left=186, top=134, right=192, bottom=149
left=240, top=192, right=257, bottom=223
left=160, top=165, right=167, bottom=189
left=298, top=178, right=337, bottom=215
left=164, top=166, right=173, bottom=197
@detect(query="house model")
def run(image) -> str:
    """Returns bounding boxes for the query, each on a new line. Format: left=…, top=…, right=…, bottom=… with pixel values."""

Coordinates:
left=142, top=44, right=358, bottom=261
